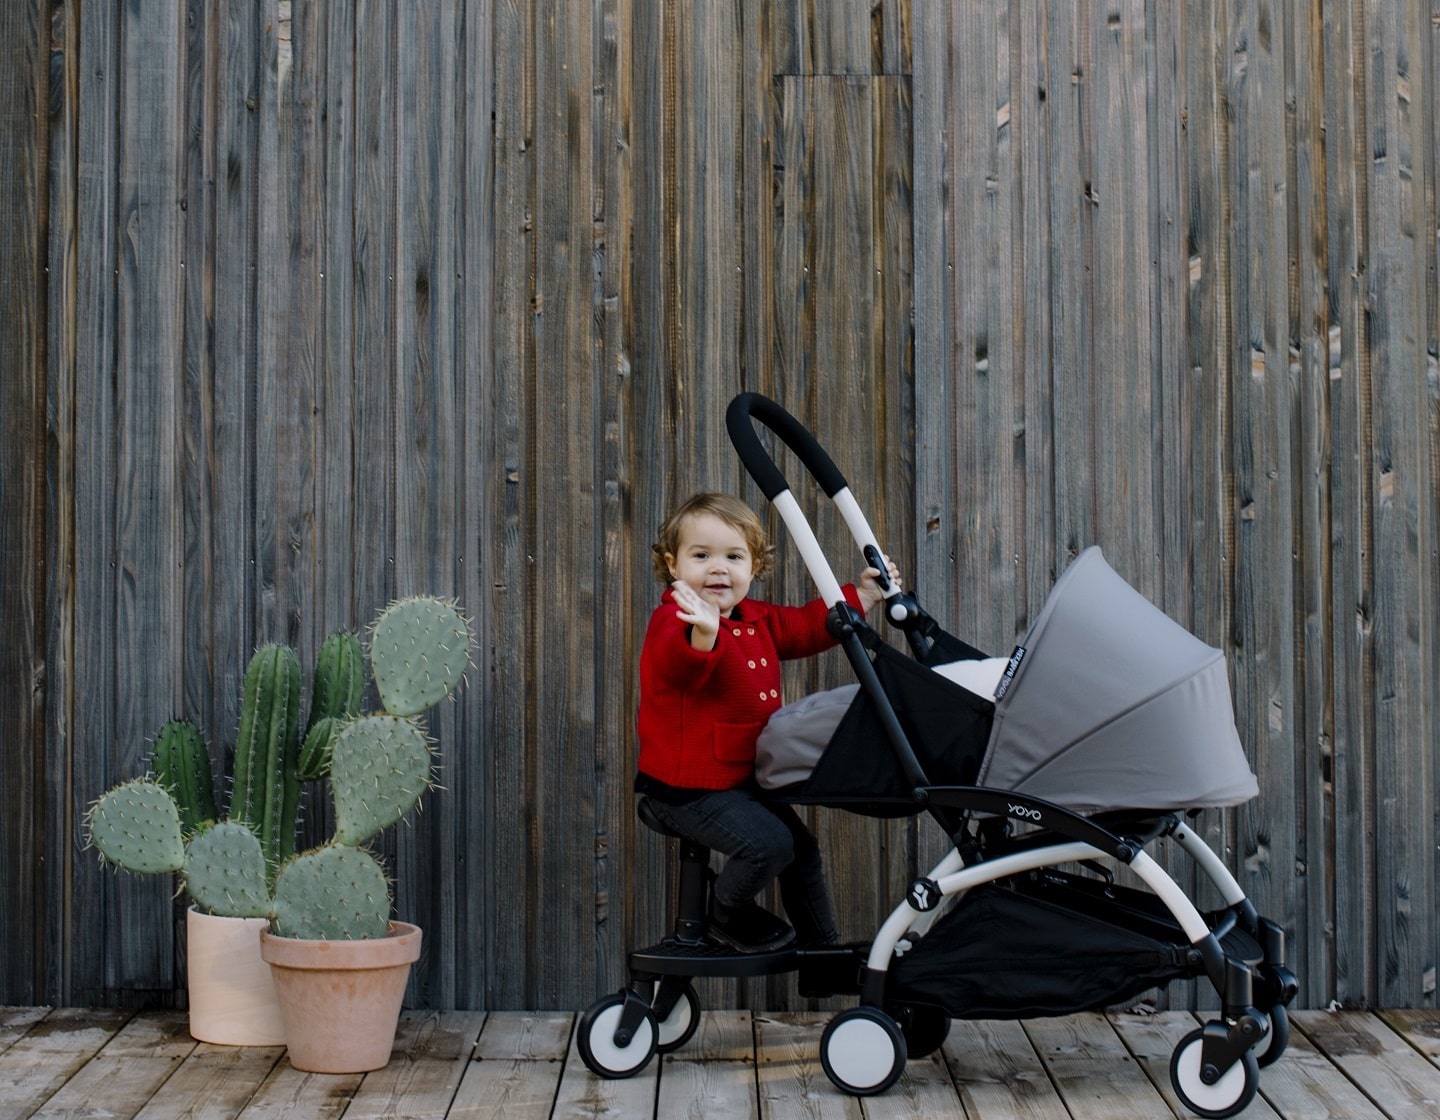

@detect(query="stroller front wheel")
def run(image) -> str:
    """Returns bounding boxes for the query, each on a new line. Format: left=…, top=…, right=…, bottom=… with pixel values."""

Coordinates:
left=576, top=992, right=658, bottom=1079
left=1170, top=1027, right=1260, bottom=1119
left=820, top=1006, right=907, bottom=1096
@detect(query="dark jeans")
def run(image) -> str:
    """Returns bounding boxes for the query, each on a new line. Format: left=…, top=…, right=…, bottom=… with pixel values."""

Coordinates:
left=645, top=788, right=839, bottom=945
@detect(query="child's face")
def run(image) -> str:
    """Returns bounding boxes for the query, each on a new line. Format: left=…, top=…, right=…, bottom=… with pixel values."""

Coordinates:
left=665, top=512, right=755, bottom=617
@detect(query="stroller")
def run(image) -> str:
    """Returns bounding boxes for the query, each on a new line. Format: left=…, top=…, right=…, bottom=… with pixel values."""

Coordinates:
left=579, top=393, right=1296, bottom=1118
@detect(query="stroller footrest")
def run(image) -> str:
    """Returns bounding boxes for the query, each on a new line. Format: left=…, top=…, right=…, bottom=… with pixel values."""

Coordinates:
left=628, top=937, right=797, bottom=980
left=796, top=943, right=868, bottom=998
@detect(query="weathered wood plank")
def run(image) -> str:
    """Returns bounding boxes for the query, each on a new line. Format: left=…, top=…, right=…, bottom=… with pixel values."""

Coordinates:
left=754, top=1013, right=860, bottom=1119
left=0, top=1008, right=133, bottom=1120
left=341, top=1011, right=485, bottom=1120
left=0, top=0, right=51, bottom=1009
left=28, top=1011, right=194, bottom=1119
left=1361, top=0, right=1438, bottom=1012
left=132, top=1043, right=284, bottom=1120
left=1292, top=1010, right=1440, bottom=1119
left=658, top=1057, right=759, bottom=1119
left=473, top=1012, right=572, bottom=1061
left=449, top=1058, right=559, bottom=1120
left=941, top=1018, right=1069, bottom=1120
left=231, top=1063, right=362, bottom=1120
left=551, top=1019, right=657, bottom=1118
left=1022, top=1013, right=1173, bottom=1118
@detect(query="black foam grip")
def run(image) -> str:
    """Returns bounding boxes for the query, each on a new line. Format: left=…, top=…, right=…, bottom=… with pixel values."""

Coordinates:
left=725, top=393, right=848, bottom=500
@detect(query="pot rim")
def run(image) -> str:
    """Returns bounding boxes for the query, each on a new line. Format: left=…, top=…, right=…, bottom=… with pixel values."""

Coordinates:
left=259, top=920, right=422, bottom=969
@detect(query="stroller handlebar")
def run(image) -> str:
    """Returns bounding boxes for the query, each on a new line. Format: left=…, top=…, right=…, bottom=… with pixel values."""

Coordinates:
left=725, top=392, right=848, bottom=501
left=726, top=392, right=905, bottom=610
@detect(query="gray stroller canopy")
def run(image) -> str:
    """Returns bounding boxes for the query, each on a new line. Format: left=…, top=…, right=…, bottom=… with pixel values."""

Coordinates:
left=976, top=547, right=1257, bottom=813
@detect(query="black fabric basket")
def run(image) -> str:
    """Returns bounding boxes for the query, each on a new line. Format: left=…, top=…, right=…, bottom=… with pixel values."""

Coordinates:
left=887, top=877, right=1196, bottom=1019
left=783, top=640, right=995, bottom=816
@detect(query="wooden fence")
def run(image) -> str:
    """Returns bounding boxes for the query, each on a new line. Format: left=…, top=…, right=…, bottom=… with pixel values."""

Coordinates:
left=1, top=0, right=1436, bottom=1014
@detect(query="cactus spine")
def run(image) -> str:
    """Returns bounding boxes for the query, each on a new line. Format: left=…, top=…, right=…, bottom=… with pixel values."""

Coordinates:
left=150, top=719, right=218, bottom=834
left=232, top=643, right=303, bottom=869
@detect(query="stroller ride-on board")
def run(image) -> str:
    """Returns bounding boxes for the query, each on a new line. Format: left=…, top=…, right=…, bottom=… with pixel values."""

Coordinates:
left=579, top=393, right=1297, bottom=1118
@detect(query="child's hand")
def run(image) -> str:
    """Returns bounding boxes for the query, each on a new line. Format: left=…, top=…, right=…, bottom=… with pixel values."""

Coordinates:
left=857, top=557, right=902, bottom=614
left=671, top=580, right=721, bottom=651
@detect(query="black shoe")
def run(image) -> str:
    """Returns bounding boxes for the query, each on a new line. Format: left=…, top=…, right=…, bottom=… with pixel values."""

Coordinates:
left=708, top=899, right=796, bottom=953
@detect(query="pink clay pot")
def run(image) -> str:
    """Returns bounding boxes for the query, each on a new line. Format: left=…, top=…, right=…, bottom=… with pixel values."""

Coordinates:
left=259, top=920, right=422, bottom=1073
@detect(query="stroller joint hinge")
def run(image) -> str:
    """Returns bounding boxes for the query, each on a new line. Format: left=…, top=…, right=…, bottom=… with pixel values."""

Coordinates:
left=906, top=878, right=943, bottom=911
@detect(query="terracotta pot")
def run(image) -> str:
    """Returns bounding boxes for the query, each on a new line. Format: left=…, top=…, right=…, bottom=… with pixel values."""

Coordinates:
left=186, top=908, right=287, bottom=1046
left=259, top=920, right=422, bottom=1073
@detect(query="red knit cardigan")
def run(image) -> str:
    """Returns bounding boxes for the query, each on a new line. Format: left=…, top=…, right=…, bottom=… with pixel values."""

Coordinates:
left=636, top=584, right=860, bottom=790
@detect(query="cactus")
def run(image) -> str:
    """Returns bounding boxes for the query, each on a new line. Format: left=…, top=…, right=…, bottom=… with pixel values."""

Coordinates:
left=369, top=597, right=471, bottom=717
left=150, top=719, right=218, bottom=834
left=87, top=595, right=472, bottom=937
left=232, top=643, right=303, bottom=869
left=297, top=630, right=366, bottom=780
left=330, top=715, right=435, bottom=845
left=86, top=779, right=186, bottom=874
left=270, top=844, right=391, bottom=940
left=182, top=822, right=271, bottom=918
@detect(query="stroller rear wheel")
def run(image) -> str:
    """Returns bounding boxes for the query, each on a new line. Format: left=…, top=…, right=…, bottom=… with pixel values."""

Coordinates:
left=820, top=1006, right=907, bottom=1096
left=1252, top=1002, right=1289, bottom=1068
left=577, top=992, right=658, bottom=1079
left=655, top=981, right=701, bottom=1053
left=889, top=1002, right=951, bottom=1058
left=1170, top=1027, right=1259, bottom=1119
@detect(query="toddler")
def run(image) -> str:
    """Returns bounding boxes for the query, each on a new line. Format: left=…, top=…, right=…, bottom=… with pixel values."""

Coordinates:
left=635, top=492, right=899, bottom=951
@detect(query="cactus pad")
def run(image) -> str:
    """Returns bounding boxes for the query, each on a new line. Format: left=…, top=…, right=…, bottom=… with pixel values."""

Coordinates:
left=329, top=715, right=434, bottom=845
left=182, top=822, right=272, bottom=918
left=86, top=780, right=186, bottom=874
left=369, top=597, right=472, bottom=716
left=271, top=844, right=391, bottom=939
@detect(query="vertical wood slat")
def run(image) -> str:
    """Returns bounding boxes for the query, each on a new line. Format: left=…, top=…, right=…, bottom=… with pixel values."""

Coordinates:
left=1363, top=0, right=1436, bottom=1010
left=1227, top=0, right=1303, bottom=995
left=0, top=0, right=52, bottom=1005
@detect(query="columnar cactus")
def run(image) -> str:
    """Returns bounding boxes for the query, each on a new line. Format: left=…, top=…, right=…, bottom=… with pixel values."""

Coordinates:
left=231, top=644, right=303, bottom=868
left=150, top=719, right=218, bottom=834
left=86, top=595, right=473, bottom=939
left=298, top=631, right=366, bottom=780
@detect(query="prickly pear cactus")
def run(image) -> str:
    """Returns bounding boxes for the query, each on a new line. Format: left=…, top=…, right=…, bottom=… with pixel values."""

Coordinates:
left=270, top=844, right=391, bottom=939
left=150, top=719, right=218, bottom=834
left=329, top=715, right=434, bottom=845
left=182, top=822, right=271, bottom=918
left=231, top=643, right=303, bottom=868
left=86, top=780, right=186, bottom=874
left=369, top=597, right=472, bottom=717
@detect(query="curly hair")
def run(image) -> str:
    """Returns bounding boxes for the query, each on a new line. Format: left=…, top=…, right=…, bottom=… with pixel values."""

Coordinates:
left=651, top=492, right=774, bottom=583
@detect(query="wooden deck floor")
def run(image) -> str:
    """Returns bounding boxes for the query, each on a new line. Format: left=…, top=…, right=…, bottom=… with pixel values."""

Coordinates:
left=3, top=1005, right=1439, bottom=1119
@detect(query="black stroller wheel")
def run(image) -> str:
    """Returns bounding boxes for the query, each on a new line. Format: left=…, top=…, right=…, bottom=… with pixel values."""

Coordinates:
left=819, top=1006, right=907, bottom=1096
left=576, top=992, right=658, bottom=1079
left=655, top=982, right=701, bottom=1053
left=890, top=1003, right=951, bottom=1058
left=1169, top=1027, right=1260, bottom=1119
left=1253, top=1003, right=1289, bottom=1068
